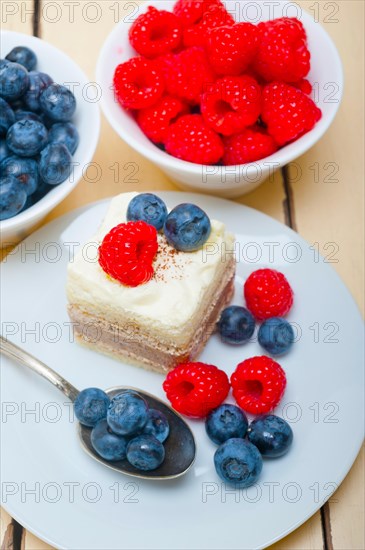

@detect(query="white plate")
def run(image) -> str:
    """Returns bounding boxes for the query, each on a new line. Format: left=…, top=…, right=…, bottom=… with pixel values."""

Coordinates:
left=1, top=192, right=363, bottom=550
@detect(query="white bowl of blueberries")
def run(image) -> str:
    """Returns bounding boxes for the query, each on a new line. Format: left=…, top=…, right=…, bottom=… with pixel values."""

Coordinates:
left=0, top=31, right=100, bottom=245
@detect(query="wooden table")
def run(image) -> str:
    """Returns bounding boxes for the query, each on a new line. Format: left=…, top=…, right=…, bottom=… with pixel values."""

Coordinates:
left=1, top=1, right=364, bottom=548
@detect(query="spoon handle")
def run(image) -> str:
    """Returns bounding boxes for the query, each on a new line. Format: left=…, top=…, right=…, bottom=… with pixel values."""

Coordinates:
left=0, top=335, right=79, bottom=402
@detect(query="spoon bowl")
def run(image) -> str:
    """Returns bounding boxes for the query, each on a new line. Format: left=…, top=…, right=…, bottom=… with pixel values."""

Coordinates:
left=79, top=386, right=196, bottom=480
left=0, top=336, right=196, bottom=480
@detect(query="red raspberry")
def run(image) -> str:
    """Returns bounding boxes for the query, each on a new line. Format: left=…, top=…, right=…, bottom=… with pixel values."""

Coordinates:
left=201, top=76, right=261, bottom=136
left=183, top=5, right=234, bottom=48
left=129, top=6, right=182, bottom=59
left=254, top=18, right=310, bottom=83
left=173, top=0, right=224, bottom=28
left=157, top=47, right=215, bottom=105
left=206, top=23, right=258, bottom=76
left=231, top=356, right=287, bottom=415
left=98, top=221, right=158, bottom=287
left=223, top=127, right=278, bottom=165
left=113, top=57, right=164, bottom=110
left=244, top=268, right=294, bottom=320
left=136, top=96, right=189, bottom=144
left=293, top=78, right=313, bottom=95
left=262, top=82, right=322, bottom=145
left=166, top=114, right=224, bottom=165
left=163, top=362, right=230, bottom=418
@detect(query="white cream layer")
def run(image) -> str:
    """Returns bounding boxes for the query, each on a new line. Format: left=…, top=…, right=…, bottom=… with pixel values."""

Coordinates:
left=67, top=192, right=235, bottom=344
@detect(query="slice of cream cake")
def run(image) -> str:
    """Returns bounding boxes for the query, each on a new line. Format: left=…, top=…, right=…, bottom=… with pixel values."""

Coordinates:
left=66, top=192, right=236, bottom=373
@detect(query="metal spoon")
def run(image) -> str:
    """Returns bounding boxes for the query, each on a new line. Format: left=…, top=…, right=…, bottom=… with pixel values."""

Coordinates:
left=0, top=335, right=196, bottom=480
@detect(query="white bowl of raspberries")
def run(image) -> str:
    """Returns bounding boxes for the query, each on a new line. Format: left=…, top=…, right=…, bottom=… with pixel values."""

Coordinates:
left=97, top=0, right=343, bottom=198
left=0, top=31, right=100, bottom=245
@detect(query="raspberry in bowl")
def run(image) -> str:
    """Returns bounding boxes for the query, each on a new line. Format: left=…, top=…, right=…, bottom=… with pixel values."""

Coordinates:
left=97, top=0, right=343, bottom=198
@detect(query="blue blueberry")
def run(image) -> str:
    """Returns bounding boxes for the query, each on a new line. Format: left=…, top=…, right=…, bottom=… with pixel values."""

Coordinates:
left=126, top=435, right=165, bottom=471
left=1, top=156, right=38, bottom=196
left=206, top=404, right=248, bottom=445
left=218, top=306, right=255, bottom=345
left=258, top=317, right=294, bottom=356
left=0, top=175, right=27, bottom=220
left=164, top=203, right=211, bottom=252
left=0, top=98, right=15, bottom=137
left=91, top=418, right=129, bottom=461
left=0, top=60, right=29, bottom=101
left=21, top=195, right=34, bottom=212
left=127, top=193, right=168, bottom=231
left=74, top=387, right=110, bottom=427
left=31, top=178, right=52, bottom=202
left=6, top=46, right=37, bottom=71
left=48, top=122, right=79, bottom=154
left=6, top=120, right=48, bottom=157
left=247, top=414, right=293, bottom=458
left=39, top=84, right=76, bottom=122
left=23, top=71, right=53, bottom=112
left=142, top=409, right=170, bottom=443
left=39, top=143, right=72, bottom=185
left=107, top=391, right=148, bottom=436
left=214, top=438, right=263, bottom=488
left=14, top=110, right=42, bottom=123
left=0, top=139, right=10, bottom=163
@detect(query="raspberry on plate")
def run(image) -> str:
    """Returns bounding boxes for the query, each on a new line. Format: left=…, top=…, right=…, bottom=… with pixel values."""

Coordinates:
left=183, top=4, right=234, bottom=48
left=223, top=127, right=278, bottom=165
left=113, top=57, right=164, bottom=110
left=201, top=75, right=261, bottom=136
left=254, top=17, right=310, bottom=83
left=98, top=220, right=158, bottom=287
left=136, top=96, right=189, bottom=144
left=173, top=0, right=224, bottom=28
left=244, top=268, right=294, bottom=320
left=129, top=6, right=182, bottom=58
left=262, top=82, right=322, bottom=145
left=158, top=47, right=215, bottom=105
left=166, top=114, right=224, bottom=165
left=206, top=22, right=258, bottom=76
left=163, top=362, right=230, bottom=418
left=231, top=356, right=287, bottom=414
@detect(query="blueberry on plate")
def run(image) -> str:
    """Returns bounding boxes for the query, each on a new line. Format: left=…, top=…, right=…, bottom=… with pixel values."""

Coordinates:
left=39, top=143, right=72, bottom=185
left=126, top=435, right=165, bottom=471
left=0, top=175, right=27, bottom=220
left=164, top=203, right=211, bottom=252
left=214, top=438, right=263, bottom=488
left=5, top=46, right=37, bottom=71
left=14, top=110, right=42, bottom=123
left=1, top=156, right=38, bottom=196
left=23, top=71, right=53, bottom=112
left=6, top=119, right=48, bottom=157
left=0, top=60, right=29, bottom=101
left=107, top=391, right=149, bottom=436
left=218, top=306, right=255, bottom=345
left=48, top=122, right=79, bottom=154
left=39, top=83, right=76, bottom=122
left=247, top=414, right=293, bottom=458
left=74, top=387, right=110, bottom=427
left=258, top=317, right=294, bottom=356
left=206, top=404, right=248, bottom=445
left=0, top=139, right=10, bottom=163
left=142, top=409, right=170, bottom=443
left=91, top=418, right=129, bottom=461
left=127, top=193, right=168, bottom=231
left=0, top=98, right=15, bottom=137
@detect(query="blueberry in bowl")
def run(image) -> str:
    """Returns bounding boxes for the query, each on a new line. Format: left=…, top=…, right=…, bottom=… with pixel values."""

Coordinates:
left=0, top=30, right=100, bottom=245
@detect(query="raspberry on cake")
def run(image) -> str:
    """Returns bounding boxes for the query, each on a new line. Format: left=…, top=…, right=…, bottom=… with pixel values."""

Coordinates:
left=66, top=193, right=236, bottom=373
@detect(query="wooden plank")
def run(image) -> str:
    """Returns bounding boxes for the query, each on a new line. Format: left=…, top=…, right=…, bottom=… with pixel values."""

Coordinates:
left=287, top=2, right=365, bottom=549
left=1, top=509, right=14, bottom=550
left=1, top=0, right=34, bottom=34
